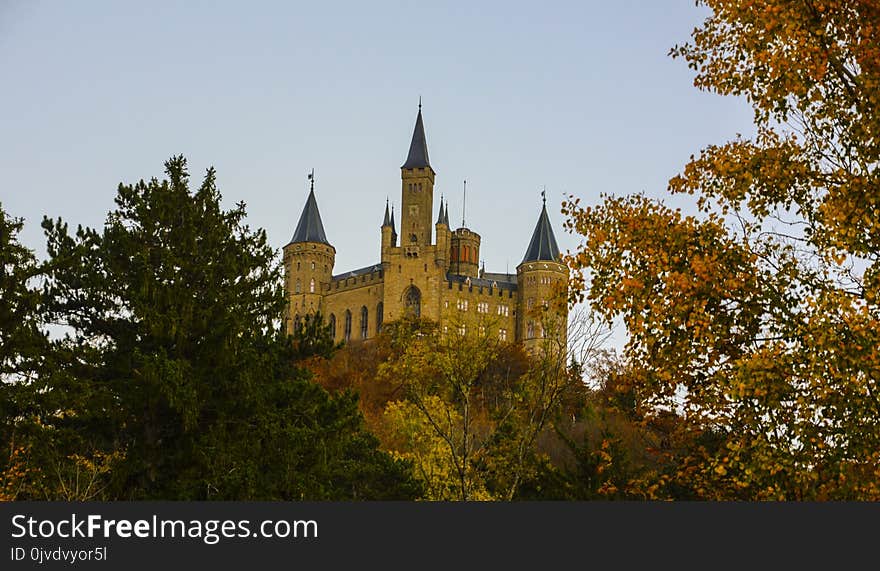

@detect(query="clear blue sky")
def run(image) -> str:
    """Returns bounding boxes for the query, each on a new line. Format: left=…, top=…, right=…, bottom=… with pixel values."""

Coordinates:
left=1, top=0, right=753, bottom=279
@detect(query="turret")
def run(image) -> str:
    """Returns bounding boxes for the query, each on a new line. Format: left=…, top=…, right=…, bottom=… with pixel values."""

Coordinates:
left=283, top=172, right=335, bottom=333
left=400, top=103, right=435, bottom=252
left=434, top=197, right=450, bottom=269
left=449, top=226, right=481, bottom=278
left=381, top=199, right=396, bottom=264
left=516, top=196, right=568, bottom=350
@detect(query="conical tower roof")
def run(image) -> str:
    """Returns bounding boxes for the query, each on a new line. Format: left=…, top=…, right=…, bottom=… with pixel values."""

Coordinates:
left=402, top=106, right=431, bottom=170
left=521, top=200, right=560, bottom=263
left=290, top=188, right=330, bottom=245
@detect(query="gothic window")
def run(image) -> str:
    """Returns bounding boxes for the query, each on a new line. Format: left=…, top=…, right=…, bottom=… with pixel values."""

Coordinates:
left=295, top=279, right=301, bottom=294
left=344, top=310, right=352, bottom=342
left=527, top=321, right=535, bottom=338
left=499, top=328, right=507, bottom=341
left=376, top=302, right=384, bottom=333
left=309, top=278, right=315, bottom=293
left=294, top=314, right=301, bottom=332
left=360, top=306, right=368, bottom=339
left=329, top=314, right=336, bottom=340
left=419, top=183, right=422, bottom=191
left=297, top=262, right=301, bottom=270
left=311, top=262, right=315, bottom=270
left=404, top=286, right=421, bottom=317
left=458, top=325, right=466, bottom=336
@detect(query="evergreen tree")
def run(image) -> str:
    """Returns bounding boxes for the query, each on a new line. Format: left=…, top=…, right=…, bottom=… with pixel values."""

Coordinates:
left=33, top=156, right=419, bottom=499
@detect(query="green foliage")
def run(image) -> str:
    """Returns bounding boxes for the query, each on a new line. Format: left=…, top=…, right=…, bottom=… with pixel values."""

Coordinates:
left=6, top=156, right=419, bottom=500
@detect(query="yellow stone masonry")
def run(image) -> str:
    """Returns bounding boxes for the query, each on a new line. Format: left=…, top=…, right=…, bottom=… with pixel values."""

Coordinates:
left=283, top=107, right=568, bottom=349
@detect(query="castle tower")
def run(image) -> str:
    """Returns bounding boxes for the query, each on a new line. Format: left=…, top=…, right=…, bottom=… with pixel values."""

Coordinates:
left=400, top=104, right=435, bottom=251
left=283, top=173, right=335, bottom=333
left=434, top=197, right=450, bottom=269
left=516, top=196, right=568, bottom=350
left=449, top=226, right=481, bottom=278
left=381, top=199, right=396, bottom=264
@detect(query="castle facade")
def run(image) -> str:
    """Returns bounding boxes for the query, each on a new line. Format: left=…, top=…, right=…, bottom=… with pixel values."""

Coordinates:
left=283, top=106, right=568, bottom=350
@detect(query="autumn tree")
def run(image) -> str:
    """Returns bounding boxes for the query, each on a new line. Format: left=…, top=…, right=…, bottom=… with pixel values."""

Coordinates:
left=370, top=309, right=590, bottom=501
left=563, top=0, right=880, bottom=499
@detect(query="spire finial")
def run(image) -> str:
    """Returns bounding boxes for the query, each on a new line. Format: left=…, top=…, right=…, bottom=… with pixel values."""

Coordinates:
left=308, top=169, right=315, bottom=193
left=541, top=186, right=546, bottom=206
left=418, top=96, right=422, bottom=111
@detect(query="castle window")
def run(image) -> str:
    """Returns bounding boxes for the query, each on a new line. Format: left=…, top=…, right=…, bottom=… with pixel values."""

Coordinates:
left=419, top=183, right=422, bottom=191
left=376, top=303, right=383, bottom=333
left=404, top=286, right=421, bottom=317
left=297, top=262, right=301, bottom=271
left=344, top=310, right=352, bottom=342
left=479, top=325, right=486, bottom=336
left=294, top=314, right=301, bottom=332
left=497, top=304, right=509, bottom=317
left=457, top=299, right=468, bottom=311
left=458, top=325, right=466, bottom=336
left=477, top=301, right=489, bottom=314
left=311, top=262, right=315, bottom=270
left=444, top=300, right=449, bottom=309
left=527, top=298, right=534, bottom=309
left=360, top=306, right=368, bottom=339
left=527, top=321, right=535, bottom=338
left=329, top=314, right=336, bottom=339
left=295, top=279, right=301, bottom=294
left=499, top=329, right=507, bottom=341
left=309, top=278, right=315, bottom=293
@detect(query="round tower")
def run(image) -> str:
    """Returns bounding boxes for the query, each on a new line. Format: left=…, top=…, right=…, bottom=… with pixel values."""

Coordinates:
left=516, top=198, right=568, bottom=350
left=449, top=227, right=481, bottom=278
left=283, top=173, right=335, bottom=333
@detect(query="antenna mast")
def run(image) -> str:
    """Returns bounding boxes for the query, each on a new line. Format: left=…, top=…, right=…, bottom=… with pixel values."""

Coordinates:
left=462, top=179, right=467, bottom=227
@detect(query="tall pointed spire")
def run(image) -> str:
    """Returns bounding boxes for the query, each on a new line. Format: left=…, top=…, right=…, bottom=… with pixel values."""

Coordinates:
left=390, top=204, right=398, bottom=243
left=402, top=104, right=431, bottom=170
left=290, top=172, right=330, bottom=245
left=521, top=197, right=560, bottom=263
left=437, top=196, right=445, bottom=225
left=383, top=198, right=392, bottom=227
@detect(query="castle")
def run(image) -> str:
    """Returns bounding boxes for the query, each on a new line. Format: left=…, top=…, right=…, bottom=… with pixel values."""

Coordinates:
left=283, top=106, right=568, bottom=350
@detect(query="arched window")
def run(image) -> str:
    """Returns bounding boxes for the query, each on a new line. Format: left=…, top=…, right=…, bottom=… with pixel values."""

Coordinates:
left=360, top=306, right=368, bottom=339
left=344, top=310, right=352, bottom=342
left=311, top=261, right=315, bottom=270
left=328, top=314, right=336, bottom=340
left=376, top=302, right=384, bottom=333
left=527, top=321, right=535, bottom=338
left=297, top=262, right=301, bottom=271
left=294, top=314, right=301, bottom=332
left=309, top=278, right=315, bottom=293
left=463, top=245, right=469, bottom=262
left=404, top=286, right=421, bottom=317
left=295, top=279, right=301, bottom=294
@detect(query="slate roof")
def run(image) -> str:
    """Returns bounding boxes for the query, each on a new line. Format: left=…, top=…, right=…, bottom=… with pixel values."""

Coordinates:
left=332, top=263, right=383, bottom=281
left=402, top=108, right=431, bottom=170
left=521, top=202, right=561, bottom=263
left=290, top=188, right=330, bottom=245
